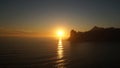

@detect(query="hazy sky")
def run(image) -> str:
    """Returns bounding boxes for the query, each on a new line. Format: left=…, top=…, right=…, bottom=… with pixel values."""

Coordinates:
left=0, top=0, right=120, bottom=37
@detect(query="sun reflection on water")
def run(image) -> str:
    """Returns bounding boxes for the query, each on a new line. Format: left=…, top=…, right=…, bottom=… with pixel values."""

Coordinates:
left=56, top=37, right=66, bottom=68
left=58, top=38, right=63, bottom=59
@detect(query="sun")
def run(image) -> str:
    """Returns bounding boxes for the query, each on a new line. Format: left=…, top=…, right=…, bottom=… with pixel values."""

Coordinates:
left=57, top=30, right=64, bottom=37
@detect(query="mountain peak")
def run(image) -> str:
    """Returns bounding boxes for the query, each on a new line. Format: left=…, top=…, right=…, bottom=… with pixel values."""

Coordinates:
left=91, top=26, right=104, bottom=31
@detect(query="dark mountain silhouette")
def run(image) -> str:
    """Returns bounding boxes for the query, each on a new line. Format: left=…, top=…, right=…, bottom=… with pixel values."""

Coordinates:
left=69, top=26, right=120, bottom=42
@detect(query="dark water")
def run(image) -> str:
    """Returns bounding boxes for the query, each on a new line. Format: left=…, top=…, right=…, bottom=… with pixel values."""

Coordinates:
left=0, top=37, right=120, bottom=68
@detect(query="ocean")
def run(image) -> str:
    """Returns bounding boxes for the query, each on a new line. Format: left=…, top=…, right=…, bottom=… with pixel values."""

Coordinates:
left=0, top=37, right=120, bottom=68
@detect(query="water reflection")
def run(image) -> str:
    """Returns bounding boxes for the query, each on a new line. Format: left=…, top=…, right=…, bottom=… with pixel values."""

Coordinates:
left=56, top=38, right=66, bottom=68
left=58, top=38, right=63, bottom=59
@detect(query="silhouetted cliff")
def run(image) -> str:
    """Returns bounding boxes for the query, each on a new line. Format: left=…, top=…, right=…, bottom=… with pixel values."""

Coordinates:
left=69, top=26, right=120, bottom=42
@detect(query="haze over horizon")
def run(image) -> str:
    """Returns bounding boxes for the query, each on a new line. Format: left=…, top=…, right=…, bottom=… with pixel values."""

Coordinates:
left=0, top=0, right=120, bottom=37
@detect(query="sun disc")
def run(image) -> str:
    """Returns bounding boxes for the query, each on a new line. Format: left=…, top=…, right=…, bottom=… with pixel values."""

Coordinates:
left=57, top=30, right=64, bottom=37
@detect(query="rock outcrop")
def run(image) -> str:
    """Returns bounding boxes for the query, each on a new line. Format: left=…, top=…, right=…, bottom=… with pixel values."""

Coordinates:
left=69, top=26, right=120, bottom=42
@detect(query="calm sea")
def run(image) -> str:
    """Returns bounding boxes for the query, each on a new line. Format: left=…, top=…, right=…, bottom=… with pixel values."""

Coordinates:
left=0, top=37, right=120, bottom=68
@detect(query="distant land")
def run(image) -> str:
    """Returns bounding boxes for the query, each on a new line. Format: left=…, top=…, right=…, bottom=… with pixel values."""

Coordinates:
left=69, top=26, right=120, bottom=42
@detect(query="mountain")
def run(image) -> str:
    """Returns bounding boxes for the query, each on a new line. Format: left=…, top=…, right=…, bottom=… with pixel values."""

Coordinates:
left=69, top=26, right=120, bottom=42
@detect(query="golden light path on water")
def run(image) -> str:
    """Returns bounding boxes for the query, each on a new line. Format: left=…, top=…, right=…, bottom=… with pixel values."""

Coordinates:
left=56, top=37, right=66, bottom=68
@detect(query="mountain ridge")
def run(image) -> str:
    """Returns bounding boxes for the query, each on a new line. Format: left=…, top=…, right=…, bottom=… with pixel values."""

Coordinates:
left=69, top=26, right=120, bottom=42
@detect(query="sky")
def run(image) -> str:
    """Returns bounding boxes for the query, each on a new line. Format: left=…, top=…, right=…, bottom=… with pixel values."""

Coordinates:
left=0, top=0, right=120, bottom=37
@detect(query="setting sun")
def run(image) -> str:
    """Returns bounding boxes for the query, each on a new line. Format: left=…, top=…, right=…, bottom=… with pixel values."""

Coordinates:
left=57, top=30, right=64, bottom=37
left=54, top=28, right=68, bottom=39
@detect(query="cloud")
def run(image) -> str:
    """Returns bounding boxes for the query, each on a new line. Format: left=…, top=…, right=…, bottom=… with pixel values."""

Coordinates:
left=0, top=28, right=52, bottom=37
left=0, top=28, right=32, bottom=37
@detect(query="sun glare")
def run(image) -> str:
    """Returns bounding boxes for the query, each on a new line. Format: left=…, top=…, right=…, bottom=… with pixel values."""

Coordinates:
left=57, top=30, right=64, bottom=37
